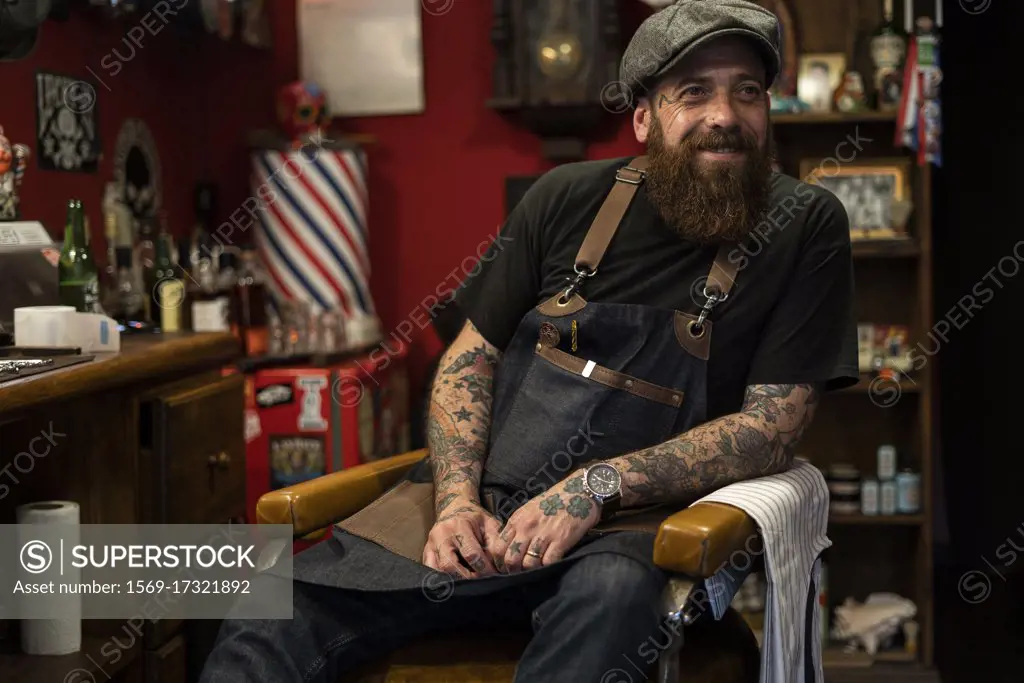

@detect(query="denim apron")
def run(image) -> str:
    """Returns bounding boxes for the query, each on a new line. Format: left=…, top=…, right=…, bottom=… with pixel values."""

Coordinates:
left=294, top=157, right=741, bottom=594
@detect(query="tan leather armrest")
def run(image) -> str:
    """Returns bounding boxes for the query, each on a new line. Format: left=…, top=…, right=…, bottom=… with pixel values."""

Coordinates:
left=256, top=449, right=427, bottom=536
left=653, top=502, right=760, bottom=578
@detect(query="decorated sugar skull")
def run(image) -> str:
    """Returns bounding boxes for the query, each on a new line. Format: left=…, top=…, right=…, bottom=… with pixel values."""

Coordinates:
left=276, top=81, right=329, bottom=143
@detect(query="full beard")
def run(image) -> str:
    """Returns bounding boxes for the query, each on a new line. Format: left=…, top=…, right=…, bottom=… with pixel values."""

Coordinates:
left=643, top=118, right=774, bottom=244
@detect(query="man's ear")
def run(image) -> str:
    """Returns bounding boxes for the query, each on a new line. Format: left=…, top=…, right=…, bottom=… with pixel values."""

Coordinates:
left=633, top=99, right=652, bottom=144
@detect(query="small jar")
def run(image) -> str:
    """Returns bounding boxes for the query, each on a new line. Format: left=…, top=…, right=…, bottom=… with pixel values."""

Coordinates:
left=827, top=464, right=860, bottom=515
left=880, top=480, right=898, bottom=515
left=896, top=470, right=921, bottom=513
left=877, top=444, right=897, bottom=480
left=861, top=479, right=880, bottom=515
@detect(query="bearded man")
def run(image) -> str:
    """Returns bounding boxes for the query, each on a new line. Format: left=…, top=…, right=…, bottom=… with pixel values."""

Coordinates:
left=200, top=2, right=857, bottom=682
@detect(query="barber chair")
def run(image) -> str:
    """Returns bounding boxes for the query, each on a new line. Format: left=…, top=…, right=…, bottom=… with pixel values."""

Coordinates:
left=257, top=449, right=764, bottom=683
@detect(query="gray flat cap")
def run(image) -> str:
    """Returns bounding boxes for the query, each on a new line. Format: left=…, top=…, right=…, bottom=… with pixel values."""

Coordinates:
left=620, top=0, right=781, bottom=102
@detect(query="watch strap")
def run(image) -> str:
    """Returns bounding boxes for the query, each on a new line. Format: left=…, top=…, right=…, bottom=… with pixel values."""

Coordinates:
left=599, top=492, right=621, bottom=521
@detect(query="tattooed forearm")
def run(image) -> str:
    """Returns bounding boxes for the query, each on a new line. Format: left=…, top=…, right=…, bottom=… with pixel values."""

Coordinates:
left=427, top=322, right=501, bottom=513
left=610, top=383, right=821, bottom=507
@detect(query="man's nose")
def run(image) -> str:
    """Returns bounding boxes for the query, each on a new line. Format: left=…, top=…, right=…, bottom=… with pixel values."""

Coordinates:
left=704, top=91, right=740, bottom=129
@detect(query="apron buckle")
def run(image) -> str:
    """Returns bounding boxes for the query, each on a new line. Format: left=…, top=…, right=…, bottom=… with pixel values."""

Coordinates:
left=558, top=266, right=597, bottom=305
left=693, top=285, right=727, bottom=331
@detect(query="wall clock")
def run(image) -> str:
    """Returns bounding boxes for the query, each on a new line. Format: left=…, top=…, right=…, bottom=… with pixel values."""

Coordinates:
left=488, top=0, right=622, bottom=161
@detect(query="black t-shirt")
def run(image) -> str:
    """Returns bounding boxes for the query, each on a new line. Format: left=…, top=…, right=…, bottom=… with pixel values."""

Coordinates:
left=456, top=156, right=858, bottom=420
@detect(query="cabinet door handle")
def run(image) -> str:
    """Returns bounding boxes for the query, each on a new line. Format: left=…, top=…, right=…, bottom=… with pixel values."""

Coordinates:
left=208, top=452, right=231, bottom=470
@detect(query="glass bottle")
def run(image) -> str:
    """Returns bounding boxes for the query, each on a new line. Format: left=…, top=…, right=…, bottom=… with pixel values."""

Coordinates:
left=232, top=248, right=269, bottom=355
left=100, top=184, right=121, bottom=315
left=137, top=217, right=158, bottom=323
left=114, top=247, right=146, bottom=324
left=152, top=223, right=183, bottom=332
left=177, top=240, right=195, bottom=331
left=189, top=250, right=231, bottom=333
left=870, top=0, right=907, bottom=111
left=58, top=199, right=102, bottom=312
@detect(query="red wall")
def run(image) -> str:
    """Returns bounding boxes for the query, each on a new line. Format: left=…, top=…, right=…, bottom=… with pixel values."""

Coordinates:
left=1, top=0, right=651, bottom=393
left=0, top=3, right=280, bottom=241
left=272, top=0, right=650, bottom=389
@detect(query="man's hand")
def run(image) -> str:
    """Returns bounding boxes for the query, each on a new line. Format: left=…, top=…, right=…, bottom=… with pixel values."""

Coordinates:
left=488, top=473, right=599, bottom=573
left=423, top=497, right=503, bottom=579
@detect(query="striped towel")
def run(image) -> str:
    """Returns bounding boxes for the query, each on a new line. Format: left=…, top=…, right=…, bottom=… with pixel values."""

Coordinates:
left=700, top=458, right=831, bottom=683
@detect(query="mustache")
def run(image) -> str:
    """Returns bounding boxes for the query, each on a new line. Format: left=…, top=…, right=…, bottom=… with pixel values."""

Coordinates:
left=684, top=129, right=757, bottom=151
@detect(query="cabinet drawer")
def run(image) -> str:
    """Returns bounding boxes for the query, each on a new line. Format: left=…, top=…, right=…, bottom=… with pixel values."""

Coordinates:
left=148, top=374, right=245, bottom=523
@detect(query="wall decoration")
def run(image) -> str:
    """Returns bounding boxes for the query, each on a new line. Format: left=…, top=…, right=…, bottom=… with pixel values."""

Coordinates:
left=298, top=0, right=424, bottom=117
left=797, top=53, right=847, bottom=113
left=112, top=118, right=162, bottom=223
left=34, top=71, right=101, bottom=173
left=269, top=434, right=325, bottom=489
left=800, top=158, right=912, bottom=241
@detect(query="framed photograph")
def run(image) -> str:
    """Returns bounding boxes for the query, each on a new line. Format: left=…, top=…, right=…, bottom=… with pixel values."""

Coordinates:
left=800, top=158, right=912, bottom=240
left=797, top=53, right=846, bottom=112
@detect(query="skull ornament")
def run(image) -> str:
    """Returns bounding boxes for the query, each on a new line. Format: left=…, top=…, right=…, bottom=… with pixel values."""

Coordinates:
left=276, top=81, right=329, bottom=144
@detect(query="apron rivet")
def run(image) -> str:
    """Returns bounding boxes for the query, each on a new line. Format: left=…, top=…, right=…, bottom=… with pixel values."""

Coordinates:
left=538, top=322, right=560, bottom=348
left=624, top=380, right=633, bottom=388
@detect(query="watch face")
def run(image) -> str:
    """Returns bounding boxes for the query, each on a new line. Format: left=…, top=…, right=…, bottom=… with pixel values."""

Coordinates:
left=586, top=463, right=620, bottom=497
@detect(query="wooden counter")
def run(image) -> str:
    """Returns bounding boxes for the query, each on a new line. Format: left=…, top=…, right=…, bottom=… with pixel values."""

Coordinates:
left=0, top=332, right=242, bottom=415
left=0, top=332, right=246, bottom=683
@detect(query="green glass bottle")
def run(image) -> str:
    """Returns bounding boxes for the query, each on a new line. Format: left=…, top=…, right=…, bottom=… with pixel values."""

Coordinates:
left=58, top=199, right=101, bottom=312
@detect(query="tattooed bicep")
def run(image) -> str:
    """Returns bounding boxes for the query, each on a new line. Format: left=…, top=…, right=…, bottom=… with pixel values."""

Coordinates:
left=741, top=383, right=821, bottom=424
left=441, top=320, right=501, bottom=372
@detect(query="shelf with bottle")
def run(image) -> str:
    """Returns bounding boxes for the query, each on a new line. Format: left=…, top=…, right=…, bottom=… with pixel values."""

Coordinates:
left=821, top=444, right=923, bottom=520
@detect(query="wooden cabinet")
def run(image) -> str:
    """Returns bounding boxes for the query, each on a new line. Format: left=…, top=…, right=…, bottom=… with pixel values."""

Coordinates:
left=0, top=333, right=243, bottom=683
left=761, top=1, right=941, bottom=681
left=142, top=373, right=247, bottom=525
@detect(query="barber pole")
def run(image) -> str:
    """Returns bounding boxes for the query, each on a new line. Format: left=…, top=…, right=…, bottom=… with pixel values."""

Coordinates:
left=250, top=142, right=379, bottom=341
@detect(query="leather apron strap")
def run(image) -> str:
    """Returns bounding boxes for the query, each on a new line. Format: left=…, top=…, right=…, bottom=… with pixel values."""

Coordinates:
left=574, top=156, right=649, bottom=273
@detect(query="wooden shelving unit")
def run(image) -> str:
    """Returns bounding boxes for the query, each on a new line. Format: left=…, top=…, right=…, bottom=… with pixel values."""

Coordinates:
left=764, top=2, right=940, bottom=681
left=771, top=110, right=899, bottom=125
left=829, top=514, right=927, bottom=526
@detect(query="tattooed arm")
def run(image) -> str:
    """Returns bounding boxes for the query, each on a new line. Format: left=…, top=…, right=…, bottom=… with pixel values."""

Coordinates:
left=422, top=320, right=504, bottom=577
left=608, top=383, right=822, bottom=507
left=427, top=320, right=501, bottom=511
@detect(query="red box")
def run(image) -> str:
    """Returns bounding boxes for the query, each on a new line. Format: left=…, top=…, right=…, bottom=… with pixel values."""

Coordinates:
left=242, top=342, right=412, bottom=541
left=332, top=340, right=412, bottom=470
left=245, top=367, right=337, bottom=524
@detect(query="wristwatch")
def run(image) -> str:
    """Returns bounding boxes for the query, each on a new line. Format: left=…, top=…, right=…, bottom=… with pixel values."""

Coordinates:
left=582, top=463, right=622, bottom=521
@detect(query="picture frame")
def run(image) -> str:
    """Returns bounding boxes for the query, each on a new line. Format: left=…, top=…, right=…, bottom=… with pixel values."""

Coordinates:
left=796, top=53, right=846, bottom=112
left=34, top=70, right=101, bottom=173
left=800, top=158, right=912, bottom=241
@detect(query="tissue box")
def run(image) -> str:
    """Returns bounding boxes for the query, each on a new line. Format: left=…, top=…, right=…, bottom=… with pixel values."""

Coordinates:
left=14, top=307, right=120, bottom=352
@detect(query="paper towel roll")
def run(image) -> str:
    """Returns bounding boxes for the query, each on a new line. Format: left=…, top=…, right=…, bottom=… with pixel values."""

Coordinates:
left=16, top=501, right=81, bottom=655
left=14, top=306, right=77, bottom=348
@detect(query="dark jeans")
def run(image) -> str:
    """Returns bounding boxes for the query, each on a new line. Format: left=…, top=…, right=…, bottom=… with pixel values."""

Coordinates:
left=200, top=551, right=670, bottom=683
